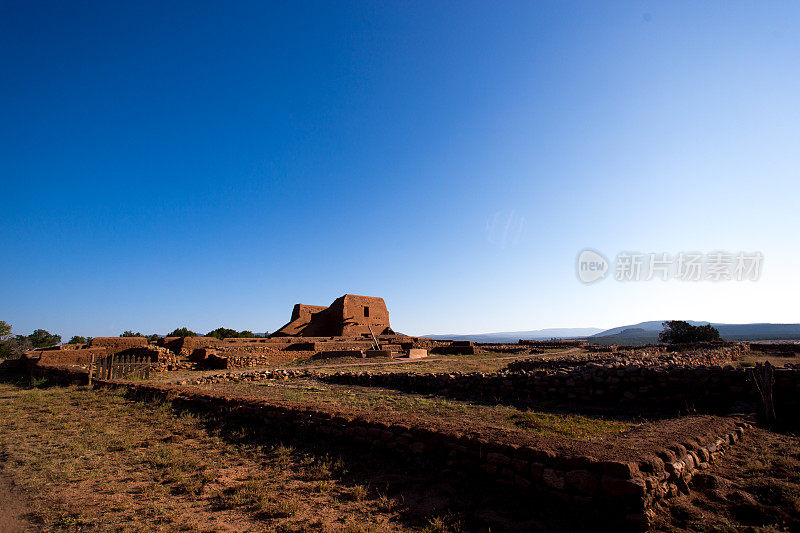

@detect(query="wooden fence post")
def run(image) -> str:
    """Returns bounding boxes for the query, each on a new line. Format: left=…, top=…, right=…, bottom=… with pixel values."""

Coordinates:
left=88, top=352, right=95, bottom=387
left=751, top=361, right=776, bottom=425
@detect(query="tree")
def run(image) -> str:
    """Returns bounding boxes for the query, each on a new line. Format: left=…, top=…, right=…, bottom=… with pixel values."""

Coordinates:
left=147, top=334, right=160, bottom=342
left=206, top=327, right=238, bottom=339
left=167, top=327, right=198, bottom=338
left=659, top=321, right=721, bottom=344
left=68, top=336, right=87, bottom=344
left=120, top=331, right=144, bottom=337
left=206, top=327, right=257, bottom=339
left=0, top=321, right=11, bottom=339
left=27, top=329, right=61, bottom=348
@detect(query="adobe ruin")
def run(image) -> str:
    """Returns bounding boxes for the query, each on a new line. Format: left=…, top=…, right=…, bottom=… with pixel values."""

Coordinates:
left=273, top=294, right=394, bottom=337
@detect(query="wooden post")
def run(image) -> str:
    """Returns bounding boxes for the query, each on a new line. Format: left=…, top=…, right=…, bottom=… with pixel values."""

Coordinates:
left=88, top=352, right=95, bottom=388
left=751, top=361, right=776, bottom=425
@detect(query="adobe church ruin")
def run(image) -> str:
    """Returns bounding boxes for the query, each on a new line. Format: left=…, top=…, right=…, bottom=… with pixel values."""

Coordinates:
left=273, top=294, right=394, bottom=337
left=22, top=293, right=472, bottom=370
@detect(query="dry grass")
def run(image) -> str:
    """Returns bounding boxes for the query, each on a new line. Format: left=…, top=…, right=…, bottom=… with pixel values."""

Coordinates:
left=0, top=379, right=409, bottom=532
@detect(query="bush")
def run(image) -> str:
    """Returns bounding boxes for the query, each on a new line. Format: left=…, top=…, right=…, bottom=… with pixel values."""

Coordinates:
left=120, top=331, right=144, bottom=337
left=27, top=329, right=61, bottom=348
left=68, top=336, right=87, bottom=345
left=206, top=327, right=257, bottom=339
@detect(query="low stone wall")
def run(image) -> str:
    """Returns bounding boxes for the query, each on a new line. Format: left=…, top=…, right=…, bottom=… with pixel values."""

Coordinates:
left=505, top=344, right=746, bottom=371
left=88, top=378, right=748, bottom=528
left=520, top=340, right=587, bottom=348
left=319, top=364, right=800, bottom=423
left=749, top=343, right=800, bottom=356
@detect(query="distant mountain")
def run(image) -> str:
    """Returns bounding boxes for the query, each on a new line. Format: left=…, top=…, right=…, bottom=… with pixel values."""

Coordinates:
left=589, top=321, right=800, bottom=345
left=423, top=327, right=604, bottom=344
left=423, top=322, right=800, bottom=345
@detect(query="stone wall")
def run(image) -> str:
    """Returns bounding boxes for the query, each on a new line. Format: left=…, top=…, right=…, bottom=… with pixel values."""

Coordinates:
left=749, top=343, right=800, bottom=356
left=506, top=344, right=747, bottom=371
left=319, top=364, right=800, bottom=424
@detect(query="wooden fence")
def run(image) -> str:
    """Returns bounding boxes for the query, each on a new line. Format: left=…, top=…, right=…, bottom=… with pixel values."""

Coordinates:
left=90, top=353, right=153, bottom=382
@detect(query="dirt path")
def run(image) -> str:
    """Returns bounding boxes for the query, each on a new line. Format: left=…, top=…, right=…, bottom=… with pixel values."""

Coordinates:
left=0, top=474, right=33, bottom=532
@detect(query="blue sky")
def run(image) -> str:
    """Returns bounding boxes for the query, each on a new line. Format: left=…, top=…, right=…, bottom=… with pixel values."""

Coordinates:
left=2, top=1, right=799, bottom=338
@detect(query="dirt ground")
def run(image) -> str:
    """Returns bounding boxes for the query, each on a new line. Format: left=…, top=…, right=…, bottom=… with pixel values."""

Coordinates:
left=0, top=474, right=34, bottom=532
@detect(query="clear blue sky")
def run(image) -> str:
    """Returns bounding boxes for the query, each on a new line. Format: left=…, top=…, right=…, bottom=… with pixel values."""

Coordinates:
left=2, top=1, right=799, bottom=339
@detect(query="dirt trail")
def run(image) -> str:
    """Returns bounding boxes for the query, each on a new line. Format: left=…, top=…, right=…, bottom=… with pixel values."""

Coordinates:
left=0, top=475, right=33, bottom=532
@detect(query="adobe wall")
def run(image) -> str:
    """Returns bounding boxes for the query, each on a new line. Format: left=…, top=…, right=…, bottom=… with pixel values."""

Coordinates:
left=26, top=347, right=108, bottom=366
left=337, top=295, right=391, bottom=337
left=90, top=337, right=148, bottom=354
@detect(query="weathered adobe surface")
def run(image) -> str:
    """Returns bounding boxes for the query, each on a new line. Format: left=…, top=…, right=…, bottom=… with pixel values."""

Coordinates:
left=89, top=336, right=148, bottom=352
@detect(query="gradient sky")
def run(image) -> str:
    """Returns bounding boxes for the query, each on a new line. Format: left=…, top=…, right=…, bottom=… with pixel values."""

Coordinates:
left=2, top=1, right=799, bottom=339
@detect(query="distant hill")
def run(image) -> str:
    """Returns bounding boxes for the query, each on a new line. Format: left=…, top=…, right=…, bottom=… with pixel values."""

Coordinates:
left=589, top=322, right=800, bottom=345
left=422, top=322, right=800, bottom=345
left=423, top=327, right=604, bottom=344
